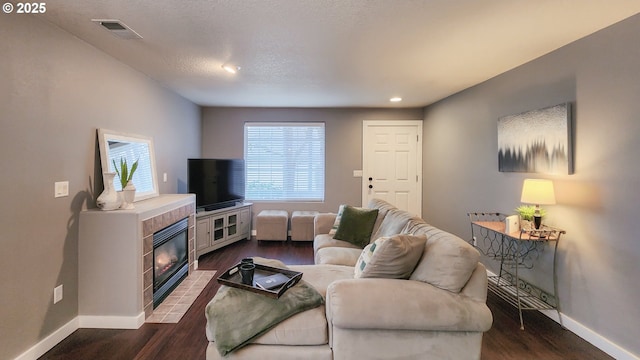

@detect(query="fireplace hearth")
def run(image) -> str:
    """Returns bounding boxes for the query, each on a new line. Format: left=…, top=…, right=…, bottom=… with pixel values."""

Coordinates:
left=153, top=217, right=189, bottom=308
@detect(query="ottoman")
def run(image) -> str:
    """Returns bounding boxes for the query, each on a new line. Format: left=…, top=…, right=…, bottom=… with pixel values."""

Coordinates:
left=290, top=211, right=319, bottom=241
left=256, top=210, right=288, bottom=241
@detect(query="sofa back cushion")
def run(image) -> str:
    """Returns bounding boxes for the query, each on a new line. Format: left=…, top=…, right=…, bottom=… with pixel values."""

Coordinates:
left=400, top=217, right=429, bottom=235
left=370, top=208, right=416, bottom=240
left=409, top=227, right=480, bottom=293
left=354, top=234, right=427, bottom=279
left=366, top=198, right=396, bottom=236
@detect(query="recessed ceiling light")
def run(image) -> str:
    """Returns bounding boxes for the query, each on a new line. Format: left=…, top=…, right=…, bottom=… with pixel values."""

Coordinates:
left=390, top=97, right=402, bottom=102
left=222, top=64, right=240, bottom=74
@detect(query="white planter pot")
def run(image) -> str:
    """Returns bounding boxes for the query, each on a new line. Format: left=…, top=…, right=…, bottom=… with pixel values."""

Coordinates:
left=120, top=181, right=136, bottom=210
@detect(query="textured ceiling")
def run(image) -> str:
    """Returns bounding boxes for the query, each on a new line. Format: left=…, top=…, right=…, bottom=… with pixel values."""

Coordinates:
left=38, top=0, right=640, bottom=108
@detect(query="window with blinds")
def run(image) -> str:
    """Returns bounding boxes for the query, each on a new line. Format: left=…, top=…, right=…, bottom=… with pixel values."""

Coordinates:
left=244, top=122, right=325, bottom=201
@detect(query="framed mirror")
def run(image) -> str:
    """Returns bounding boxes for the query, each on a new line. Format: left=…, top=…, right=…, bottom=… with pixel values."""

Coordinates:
left=97, top=128, right=159, bottom=202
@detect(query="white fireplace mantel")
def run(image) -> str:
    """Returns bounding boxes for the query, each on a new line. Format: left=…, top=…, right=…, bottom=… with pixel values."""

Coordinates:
left=78, top=194, right=195, bottom=329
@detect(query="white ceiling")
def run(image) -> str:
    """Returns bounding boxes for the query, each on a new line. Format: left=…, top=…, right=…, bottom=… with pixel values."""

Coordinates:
left=39, top=0, right=640, bottom=108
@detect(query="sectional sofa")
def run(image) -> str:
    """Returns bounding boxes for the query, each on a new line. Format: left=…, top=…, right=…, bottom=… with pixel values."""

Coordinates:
left=206, top=199, right=493, bottom=359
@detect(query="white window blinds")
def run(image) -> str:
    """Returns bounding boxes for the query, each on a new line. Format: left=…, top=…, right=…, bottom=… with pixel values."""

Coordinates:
left=244, top=122, right=325, bottom=201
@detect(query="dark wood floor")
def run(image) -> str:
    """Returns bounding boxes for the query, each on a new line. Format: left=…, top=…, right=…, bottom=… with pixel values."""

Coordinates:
left=41, top=239, right=612, bottom=360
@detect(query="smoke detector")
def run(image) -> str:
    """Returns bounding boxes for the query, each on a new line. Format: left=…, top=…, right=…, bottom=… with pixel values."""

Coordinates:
left=92, top=19, right=142, bottom=40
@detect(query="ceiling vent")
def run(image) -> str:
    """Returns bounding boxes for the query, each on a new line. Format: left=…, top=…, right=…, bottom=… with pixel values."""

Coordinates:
left=92, top=19, right=142, bottom=40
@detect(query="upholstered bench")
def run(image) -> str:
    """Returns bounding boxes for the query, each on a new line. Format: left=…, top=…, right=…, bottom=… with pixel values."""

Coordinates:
left=290, top=211, right=319, bottom=241
left=256, top=210, right=288, bottom=241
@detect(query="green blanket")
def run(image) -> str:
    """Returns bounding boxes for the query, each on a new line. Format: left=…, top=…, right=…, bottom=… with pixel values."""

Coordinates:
left=205, top=273, right=323, bottom=356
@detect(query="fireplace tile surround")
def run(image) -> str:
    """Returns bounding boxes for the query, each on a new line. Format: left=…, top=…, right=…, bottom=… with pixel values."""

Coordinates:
left=142, top=203, right=195, bottom=318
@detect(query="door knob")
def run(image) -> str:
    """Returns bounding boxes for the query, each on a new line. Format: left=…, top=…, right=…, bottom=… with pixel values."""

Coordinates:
left=368, top=185, right=373, bottom=189
left=368, top=177, right=373, bottom=181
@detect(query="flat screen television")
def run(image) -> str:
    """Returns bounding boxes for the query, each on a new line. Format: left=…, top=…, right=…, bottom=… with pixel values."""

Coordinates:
left=188, top=159, right=245, bottom=211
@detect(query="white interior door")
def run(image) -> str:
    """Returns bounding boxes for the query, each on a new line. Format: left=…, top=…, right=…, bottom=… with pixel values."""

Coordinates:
left=362, top=121, right=422, bottom=216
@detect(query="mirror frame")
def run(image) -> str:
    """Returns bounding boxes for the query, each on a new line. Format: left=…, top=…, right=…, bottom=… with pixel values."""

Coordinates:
left=97, top=128, right=160, bottom=202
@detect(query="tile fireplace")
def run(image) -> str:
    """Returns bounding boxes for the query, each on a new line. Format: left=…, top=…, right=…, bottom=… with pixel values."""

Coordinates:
left=79, top=194, right=195, bottom=329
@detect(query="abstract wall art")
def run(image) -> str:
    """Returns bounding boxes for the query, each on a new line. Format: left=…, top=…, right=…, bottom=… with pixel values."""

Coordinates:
left=498, top=103, right=573, bottom=174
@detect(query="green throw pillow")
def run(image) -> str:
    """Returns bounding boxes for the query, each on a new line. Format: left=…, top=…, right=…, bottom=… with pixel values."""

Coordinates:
left=333, top=205, right=379, bottom=248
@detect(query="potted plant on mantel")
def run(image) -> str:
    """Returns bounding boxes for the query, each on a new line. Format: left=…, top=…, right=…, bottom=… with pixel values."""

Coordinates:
left=113, top=158, right=139, bottom=210
left=515, top=205, right=547, bottom=230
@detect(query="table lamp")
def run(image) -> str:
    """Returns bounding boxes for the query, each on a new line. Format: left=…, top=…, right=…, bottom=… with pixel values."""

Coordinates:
left=520, top=179, right=556, bottom=229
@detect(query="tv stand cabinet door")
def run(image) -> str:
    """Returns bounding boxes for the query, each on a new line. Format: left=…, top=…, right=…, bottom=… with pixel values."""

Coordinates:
left=195, top=217, right=212, bottom=257
left=239, top=207, right=251, bottom=239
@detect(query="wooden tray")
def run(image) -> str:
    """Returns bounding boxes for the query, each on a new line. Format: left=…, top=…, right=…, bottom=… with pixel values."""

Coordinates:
left=217, top=263, right=303, bottom=298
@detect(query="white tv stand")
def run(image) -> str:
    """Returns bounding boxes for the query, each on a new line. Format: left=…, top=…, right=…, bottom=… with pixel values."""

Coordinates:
left=195, top=202, right=252, bottom=258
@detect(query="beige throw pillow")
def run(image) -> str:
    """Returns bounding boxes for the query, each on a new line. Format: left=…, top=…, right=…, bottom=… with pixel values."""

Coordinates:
left=354, top=234, right=427, bottom=279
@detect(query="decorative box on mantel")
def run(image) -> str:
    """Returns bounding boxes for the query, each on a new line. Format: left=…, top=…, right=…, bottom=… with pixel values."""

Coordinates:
left=78, top=194, right=195, bottom=329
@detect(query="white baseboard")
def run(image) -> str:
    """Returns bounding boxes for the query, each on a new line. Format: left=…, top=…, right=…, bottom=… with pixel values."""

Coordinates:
left=486, top=270, right=638, bottom=360
left=14, top=317, right=79, bottom=360
left=13, top=312, right=146, bottom=360
left=540, top=310, right=638, bottom=360
left=13, top=313, right=146, bottom=360
left=78, top=313, right=145, bottom=329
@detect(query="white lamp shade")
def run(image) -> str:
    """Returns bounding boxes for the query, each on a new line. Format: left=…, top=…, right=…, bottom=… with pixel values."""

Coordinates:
left=521, top=179, right=556, bottom=205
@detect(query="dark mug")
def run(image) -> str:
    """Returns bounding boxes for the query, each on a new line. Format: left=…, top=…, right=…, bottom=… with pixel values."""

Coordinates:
left=239, top=263, right=255, bottom=285
left=241, top=257, right=254, bottom=266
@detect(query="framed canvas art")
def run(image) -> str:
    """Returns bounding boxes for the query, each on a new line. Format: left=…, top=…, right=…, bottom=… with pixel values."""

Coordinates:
left=498, top=103, right=573, bottom=174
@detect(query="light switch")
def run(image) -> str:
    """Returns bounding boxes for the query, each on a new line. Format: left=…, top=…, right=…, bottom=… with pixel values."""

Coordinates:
left=353, top=170, right=363, bottom=177
left=54, top=181, right=69, bottom=198
left=163, top=173, right=168, bottom=182
left=54, top=284, right=63, bottom=304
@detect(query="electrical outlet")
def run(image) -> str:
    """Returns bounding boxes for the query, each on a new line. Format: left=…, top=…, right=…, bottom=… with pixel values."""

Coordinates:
left=54, top=181, right=69, bottom=198
left=163, top=173, right=168, bottom=182
left=54, top=285, right=63, bottom=304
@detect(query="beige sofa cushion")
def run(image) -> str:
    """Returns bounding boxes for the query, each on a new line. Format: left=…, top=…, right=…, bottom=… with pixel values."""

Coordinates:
left=366, top=198, right=396, bottom=236
left=354, top=234, right=427, bottom=279
left=409, top=231, right=480, bottom=293
left=315, top=247, right=362, bottom=266
left=370, top=208, right=416, bottom=240
left=314, top=234, right=361, bottom=254
left=251, top=306, right=328, bottom=346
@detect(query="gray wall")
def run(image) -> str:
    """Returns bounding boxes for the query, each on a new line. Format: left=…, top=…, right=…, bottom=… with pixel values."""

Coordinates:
left=0, top=14, right=200, bottom=359
left=422, top=14, right=640, bottom=357
left=201, top=107, right=423, bottom=220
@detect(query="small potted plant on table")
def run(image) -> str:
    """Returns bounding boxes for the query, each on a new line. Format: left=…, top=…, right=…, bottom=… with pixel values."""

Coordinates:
left=515, top=205, right=547, bottom=230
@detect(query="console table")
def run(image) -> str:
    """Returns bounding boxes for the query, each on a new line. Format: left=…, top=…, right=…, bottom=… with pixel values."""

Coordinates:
left=468, top=212, right=565, bottom=330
